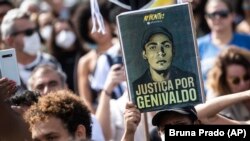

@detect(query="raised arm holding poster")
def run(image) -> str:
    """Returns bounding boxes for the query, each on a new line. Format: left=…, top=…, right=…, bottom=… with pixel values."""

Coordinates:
left=117, top=3, right=204, bottom=112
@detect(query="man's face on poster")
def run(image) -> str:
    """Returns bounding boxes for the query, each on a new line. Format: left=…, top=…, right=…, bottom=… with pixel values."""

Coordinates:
left=143, top=33, right=173, bottom=71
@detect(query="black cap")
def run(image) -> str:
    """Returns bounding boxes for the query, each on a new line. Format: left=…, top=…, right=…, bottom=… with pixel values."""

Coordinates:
left=141, top=26, right=173, bottom=50
left=152, top=106, right=198, bottom=126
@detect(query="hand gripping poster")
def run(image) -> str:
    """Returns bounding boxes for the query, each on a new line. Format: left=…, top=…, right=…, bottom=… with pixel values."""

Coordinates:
left=117, top=3, right=205, bottom=112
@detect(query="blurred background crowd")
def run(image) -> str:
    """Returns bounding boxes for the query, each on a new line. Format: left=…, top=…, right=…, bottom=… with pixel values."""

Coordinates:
left=1, top=0, right=250, bottom=141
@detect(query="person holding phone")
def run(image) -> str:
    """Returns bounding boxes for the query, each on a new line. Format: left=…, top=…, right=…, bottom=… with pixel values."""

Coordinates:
left=92, top=43, right=126, bottom=100
left=0, top=49, right=21, bottom=85
left=0, top=77, right=32, bottom=141
left=1, top=8, right=61, bottom=88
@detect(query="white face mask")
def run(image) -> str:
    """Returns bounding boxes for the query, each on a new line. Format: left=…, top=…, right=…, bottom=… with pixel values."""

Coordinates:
left=160, top=133, right=165, bottom=141
left=23, top=32, right=41, bottom=55
left=64, top=0, right=78, bottom=7
left=40, top=25, right=52, bottom=41
left=56, top=30, right=76, bottom=49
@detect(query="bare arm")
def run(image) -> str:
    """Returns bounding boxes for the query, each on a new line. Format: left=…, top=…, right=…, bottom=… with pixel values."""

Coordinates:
left=77, top=56, right=95, bottom=113
left=0, top=78, right=31, bottom=140
left=202, top=114, right=242, bottom=125
left=95, top=64, right=126, bottom=140
left=196, top=90, right=250, bottom=124
left=121, top=102, right=141, bottom=141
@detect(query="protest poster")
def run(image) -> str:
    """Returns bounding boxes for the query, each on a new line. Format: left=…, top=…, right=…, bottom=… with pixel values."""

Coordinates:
left=117, top=3, right=205, bottom=112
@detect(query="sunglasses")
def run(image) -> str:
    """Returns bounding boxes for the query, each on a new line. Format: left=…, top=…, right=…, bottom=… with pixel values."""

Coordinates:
left=206, top=10, right=230, bottom=19
left=11, top=28, right=36, bottom=36
left=230, top=74, right=250, bottom=85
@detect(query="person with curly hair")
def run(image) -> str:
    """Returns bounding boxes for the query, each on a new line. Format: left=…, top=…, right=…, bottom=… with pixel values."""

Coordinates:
left=207, top=48, right=250, bottom=120
left=198, top=0, right=250, bottom=91
left=24, top=89, right=92, bottom=141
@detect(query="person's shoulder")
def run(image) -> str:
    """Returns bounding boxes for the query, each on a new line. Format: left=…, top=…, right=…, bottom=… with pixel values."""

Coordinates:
left=97, top=53, right=109, bottom=64
left=170, top=66, right=196, bottom=78
left=78, top=50, right=96, bottom=66
left=233, top=33, right=250, bottom=42
left=236, top=20, right=249, bottom=33
left=40, top=52, right=53, bottom=59
left=234, top=32, right=250, bottom=37
left=41, top=52, right=57, bottom=61
left=40, top=52, right=61, bottom=67
left=132, top=69, right=151, bottom=85
left=197, top=34, right=211, bottom=44
left=197, top=34, right=211, bottom=54
left=133, top=71, right=148, bottom=84
left=105, top=42, right=120, bottom=56
left=232, top=33, right=250, bottom=49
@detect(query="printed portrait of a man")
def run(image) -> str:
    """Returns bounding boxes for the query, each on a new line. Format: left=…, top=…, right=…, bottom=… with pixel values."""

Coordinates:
left=133, top=26, right=197, bottom=95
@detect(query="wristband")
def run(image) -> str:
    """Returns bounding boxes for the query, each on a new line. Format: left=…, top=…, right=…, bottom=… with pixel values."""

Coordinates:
left=103, top=89, right=112, bottom=97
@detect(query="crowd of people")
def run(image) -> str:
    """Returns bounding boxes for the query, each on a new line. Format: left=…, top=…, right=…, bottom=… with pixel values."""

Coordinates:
left=1, top=0, right=250, bottom=141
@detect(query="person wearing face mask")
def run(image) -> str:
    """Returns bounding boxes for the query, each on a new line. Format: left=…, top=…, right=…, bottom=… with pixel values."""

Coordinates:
left=40, top=24, right=52, bottom=43
left=37, top=12, right=54, bottom=47
left=48, top=19, right=89, bottom=92
left=0, top=8, right=62, bottom=88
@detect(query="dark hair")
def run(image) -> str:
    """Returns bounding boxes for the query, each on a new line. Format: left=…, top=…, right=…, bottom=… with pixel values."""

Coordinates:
left=152, top=106, right=198, bottom=126
left=108, top=4, right=128, bottom=25
left=74, top=1, right=111, bottom=44
left=0, top=0, right=14, bottom=7
left=192, top=0, right=210, bottom=36
left=141, top=26, right=174, bottom=51
left=7, top=90, right=40, bottom=107
left=205, top=0, right=236, bottom=31
left=24, top=89, right=92, bottom=138
left=206, top=0, right=234, bottom=13
left=48, top=19, right=89, bottom=60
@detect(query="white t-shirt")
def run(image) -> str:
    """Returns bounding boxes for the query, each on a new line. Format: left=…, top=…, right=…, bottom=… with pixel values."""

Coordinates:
left=91, top=114, right=105, bottom=141
left=110, top=94, right=154, bottom=141
left=91, top=43, right=126, bottom=99
left=18, top=52, right=61, bottom=86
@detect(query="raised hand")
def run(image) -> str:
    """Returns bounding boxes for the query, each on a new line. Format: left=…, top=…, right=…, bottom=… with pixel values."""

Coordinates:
left=0, top=78, right=17, bottom=101
left=103, top=64, right=126, bottom=93
left=124, top=102, right=141, bottom=134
